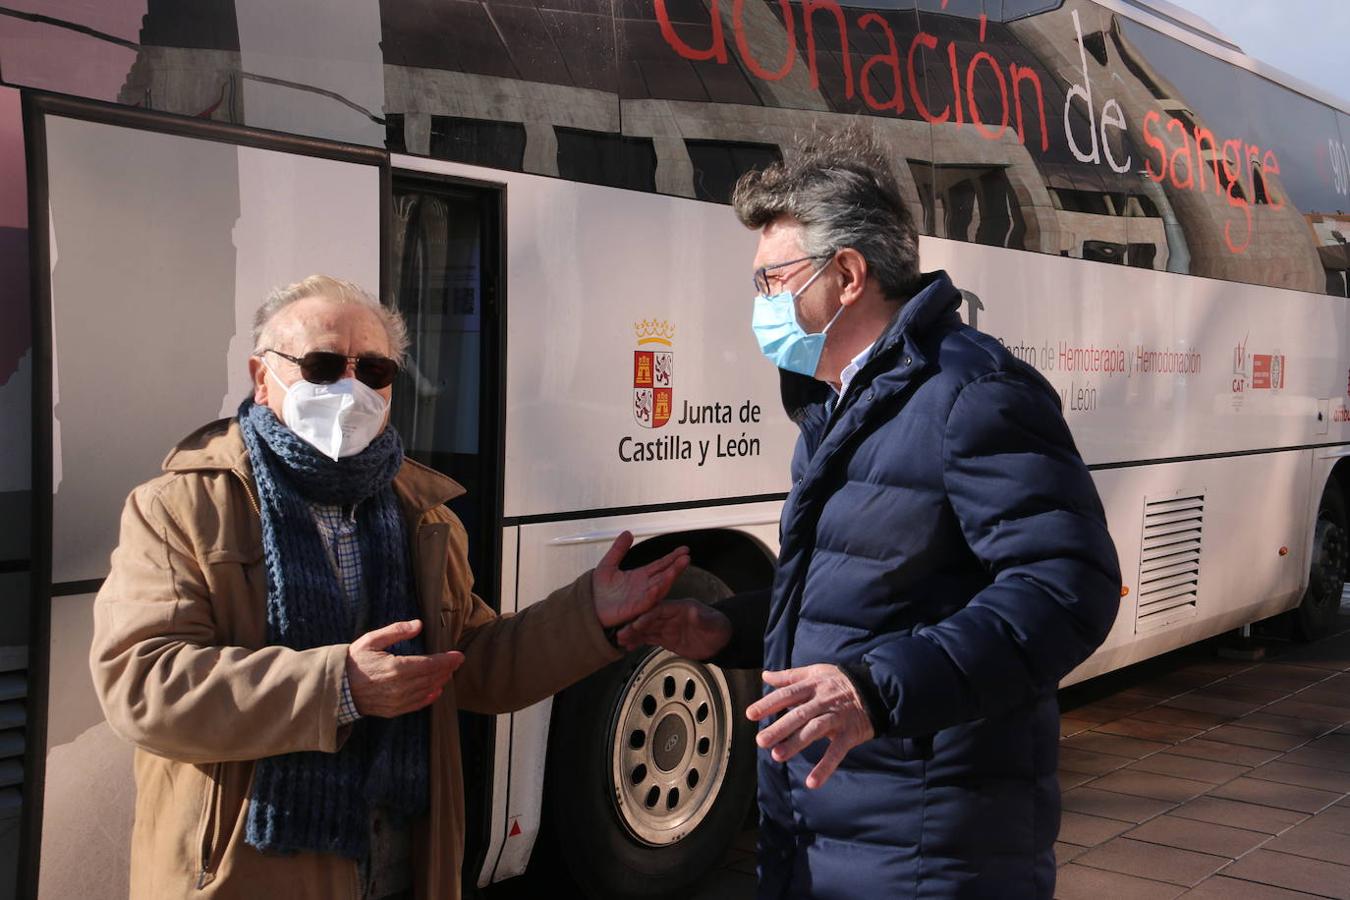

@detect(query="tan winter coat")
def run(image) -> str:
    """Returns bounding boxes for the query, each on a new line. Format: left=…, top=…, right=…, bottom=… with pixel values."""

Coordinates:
left=90, top=419, right=620, bottom=899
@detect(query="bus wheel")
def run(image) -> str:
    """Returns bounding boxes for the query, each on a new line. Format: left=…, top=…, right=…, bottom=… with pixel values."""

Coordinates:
left=1293, top=478, right=1348, bottom=642
left=543, top=567, right=757, bottom=899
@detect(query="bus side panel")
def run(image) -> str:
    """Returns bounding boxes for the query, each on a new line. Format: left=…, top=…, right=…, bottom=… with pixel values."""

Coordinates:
left=391, top=155, right=797, bottom=522
left=920, top=235, right=1338, bottom=681
left=1067, top=452, right=1311, bottom=685
left=920, top=235, right=1344, bottom=466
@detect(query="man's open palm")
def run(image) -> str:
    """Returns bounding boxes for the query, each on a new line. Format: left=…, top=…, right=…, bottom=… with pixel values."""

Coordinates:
left=591, top=531, right=690, bottom=627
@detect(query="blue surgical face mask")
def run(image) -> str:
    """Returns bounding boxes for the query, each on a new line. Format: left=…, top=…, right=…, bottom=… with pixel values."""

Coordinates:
left=751, top=261, right=844, bottom=377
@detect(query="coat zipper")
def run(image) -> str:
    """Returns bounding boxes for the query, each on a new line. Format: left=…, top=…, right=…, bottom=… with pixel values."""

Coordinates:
left=195, top=762, right=225, bottom=889
left=231, top=469, right=262, bottom=519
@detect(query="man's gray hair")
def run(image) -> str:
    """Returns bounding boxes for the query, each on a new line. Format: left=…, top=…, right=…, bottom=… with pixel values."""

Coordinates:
left=252, top=275, right=409, bottom=362
left=732, top=127, right=920, bottom=299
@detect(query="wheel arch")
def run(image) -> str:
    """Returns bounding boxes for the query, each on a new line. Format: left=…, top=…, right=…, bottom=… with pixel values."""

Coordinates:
left=621, top=527, right=776, bottom=595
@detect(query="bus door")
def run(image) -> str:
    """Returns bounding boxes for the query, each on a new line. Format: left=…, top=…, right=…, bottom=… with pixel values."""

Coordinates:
left=25, top=96, right=385, bottom=900
left=388, top=171, right=504, bottom=884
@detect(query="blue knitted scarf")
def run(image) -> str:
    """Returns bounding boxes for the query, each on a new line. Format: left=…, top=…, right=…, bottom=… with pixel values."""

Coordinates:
left=237, top=399, right=428, bottom=861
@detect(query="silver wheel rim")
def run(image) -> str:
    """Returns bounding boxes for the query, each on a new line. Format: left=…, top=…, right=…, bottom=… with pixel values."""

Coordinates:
left=609, top=650, right=733, bottom=846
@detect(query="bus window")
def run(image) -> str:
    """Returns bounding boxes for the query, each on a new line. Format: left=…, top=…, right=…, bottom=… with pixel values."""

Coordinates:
left=389, top=178, right=502, bottom=600
left=556, top=127, right=658, bottom=192
left=686, top=139, right=783, bottom=204
left=430, top=116, right=528, bottom=173
left=1112, top=16, right=1345, bottom=294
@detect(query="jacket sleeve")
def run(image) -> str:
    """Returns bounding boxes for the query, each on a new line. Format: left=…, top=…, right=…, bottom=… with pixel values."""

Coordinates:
left=857, top=370, right=1121, bottom=738
left=90, top=483, right=349, bottom=764
left=448, top=519, right=622, bottom=714
left=706, top=588, right=770, bottom=669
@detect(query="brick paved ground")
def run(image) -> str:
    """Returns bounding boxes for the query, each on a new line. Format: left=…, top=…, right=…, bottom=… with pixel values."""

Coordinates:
left=489, top=606, right=1350, bottom=899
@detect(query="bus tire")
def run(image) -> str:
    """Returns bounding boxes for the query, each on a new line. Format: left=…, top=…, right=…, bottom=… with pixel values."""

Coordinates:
left=542, top=567, right=758, bottom=900
left=1292, top=477, right=1348, bottom=642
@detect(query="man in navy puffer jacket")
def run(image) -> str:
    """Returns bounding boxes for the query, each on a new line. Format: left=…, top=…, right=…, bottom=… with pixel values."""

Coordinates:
left=618, top=128, right=1121, bottom=899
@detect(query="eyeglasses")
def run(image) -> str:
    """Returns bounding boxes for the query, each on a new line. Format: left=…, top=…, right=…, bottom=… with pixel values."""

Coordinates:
left=261, top=348, right=400, bottom=390
left=753, top=254, right=834, bottom=295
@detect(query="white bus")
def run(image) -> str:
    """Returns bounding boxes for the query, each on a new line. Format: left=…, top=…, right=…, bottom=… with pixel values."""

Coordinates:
left=2, top=0, right=1348, bottom=897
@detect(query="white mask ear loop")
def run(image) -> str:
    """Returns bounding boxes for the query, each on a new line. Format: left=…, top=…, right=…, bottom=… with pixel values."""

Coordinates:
left=261, top=360, right=294, bottom=396
left=789, top=258, right=836, bottom=333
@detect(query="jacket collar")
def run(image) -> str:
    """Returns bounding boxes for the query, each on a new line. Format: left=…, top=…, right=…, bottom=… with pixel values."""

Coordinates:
left=778, top=270, right=963, bottom=429
left=867, top=269, right=963, bottom=366
left=163, top=418, right=466, bottom=517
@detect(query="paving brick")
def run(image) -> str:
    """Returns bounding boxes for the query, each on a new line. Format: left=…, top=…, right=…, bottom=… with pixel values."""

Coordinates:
left=1186, top=659, right=1260, bottom=678
left=1091, top=770, right=1212, bottom=803
left=1196, top=683, right=1289, bottom=705
left=1289, top=688, right=1350, bottom=710
left=1056, top=841, right=1088, bottom=866
left=1261, top=699, right=1350, bottom=726
left=1132, top=707, right=1233, bottom=730
left=1125, top=814, right=1270, bottom=858
left=1164, top=695, right=1257, bottom=720
left=1227, top=668, right=1329, bottom=692
left=1060, top=747, right=1134, bottom=776
left=1260, top=664, right=1338, bottom=682
left=1061, top=787, right=1177, bottom=824
left=1063, top=732, right=1172, bottom=759
left=1221, top=849, right=1350, bottom=899
left=1144, top=672, right=1226, bottom=694
left=1066, top=703, right=1132, bottom=724
left=1307, top=733, right=1350, bottom=755
left=1059, top=769, right=1095, bottom=791
left=1055, top=862, right=1187, bottom=899
left=1248, top=760, right=1350, bottom=795
left=1075, top=837, right=1228, bottom=887
left=1096, top=718, right=1208, bottom=744
left=1237, top=713, right=1334, bottom=737
left=1169, top=796, right=1308, bottom=834
left=1059, top=810, right=1133, bottom=847
left=1060, top=717, right=1096, bottom=738
left=1205, top=725, right=1307, bottom=752
left=1265, top=820, right=1350, bottom=865
left=1279, top=746, right=1350, bottom=774
left=1169, top=739, right=1282, bottom=768
left=1127, top=753, right=1250, bottom=785
left=1299, top=804, right=1350, bottom=835
left=1181, top=874, right=1329, bottom=899
left=1209, top=777, right=1343, bottom=814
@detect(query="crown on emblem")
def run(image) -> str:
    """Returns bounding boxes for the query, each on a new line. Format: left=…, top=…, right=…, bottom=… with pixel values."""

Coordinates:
left=635, top=319, right=676, bottom=345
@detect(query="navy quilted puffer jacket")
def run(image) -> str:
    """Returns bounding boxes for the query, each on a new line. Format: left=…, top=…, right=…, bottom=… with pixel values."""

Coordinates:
left=756, top=271, right=1121, bottom=899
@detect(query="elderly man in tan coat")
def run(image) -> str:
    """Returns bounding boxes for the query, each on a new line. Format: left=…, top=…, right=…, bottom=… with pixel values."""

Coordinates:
left=90, top=275, right=688, bottom=900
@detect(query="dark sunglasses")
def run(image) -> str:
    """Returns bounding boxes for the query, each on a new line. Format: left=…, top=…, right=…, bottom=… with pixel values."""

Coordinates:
left=262, top=348, right=400, bottom=389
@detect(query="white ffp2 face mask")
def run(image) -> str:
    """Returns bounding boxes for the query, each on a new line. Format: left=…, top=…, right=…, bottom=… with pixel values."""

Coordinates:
left=265, top=363, right=390, bottom=460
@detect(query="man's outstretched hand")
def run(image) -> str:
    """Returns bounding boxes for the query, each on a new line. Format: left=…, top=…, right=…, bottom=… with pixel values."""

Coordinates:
left=615, top=598, right=732, bottom=660
left=747, top=664, right=875, bottom=789
left=591, top=531, right=690, bottom=628
left=346, top=619, right=464, bottom=718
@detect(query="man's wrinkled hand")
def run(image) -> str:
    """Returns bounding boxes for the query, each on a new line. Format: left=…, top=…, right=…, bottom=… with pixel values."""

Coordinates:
left=591, top=531, right=691, bottom=628
left=346, top=619, right=464, bottom=718
left=746, top=664, right=875, bottom=789
left=615, top=598, right=732, bottom=660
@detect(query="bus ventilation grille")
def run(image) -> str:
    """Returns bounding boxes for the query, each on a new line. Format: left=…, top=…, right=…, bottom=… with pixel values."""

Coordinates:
left=1135, top=492, right=1204, bottom=633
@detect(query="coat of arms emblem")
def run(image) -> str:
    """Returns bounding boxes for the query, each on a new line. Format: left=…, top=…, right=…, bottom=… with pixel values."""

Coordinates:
left=634, top=320, right=674, bottom=428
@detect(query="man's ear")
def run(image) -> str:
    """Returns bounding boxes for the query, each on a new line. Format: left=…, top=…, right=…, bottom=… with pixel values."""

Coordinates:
left=836, top=248, right=869, bottom=306
left=248, top=355, right=268, bottom=405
